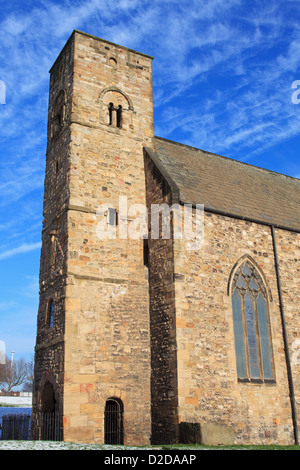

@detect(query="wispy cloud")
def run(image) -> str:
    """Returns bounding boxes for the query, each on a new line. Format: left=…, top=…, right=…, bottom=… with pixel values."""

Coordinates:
left=1, top=0, right=300, bottom=169
left=20, top=275, right=39, bottom=298
left=148, top=1, right=300, bottom=165
left=0, top=0, right=299, bottom=359
left=0, top=0, right=299, bottom=229
left=0, top=242, right=41, bottom=261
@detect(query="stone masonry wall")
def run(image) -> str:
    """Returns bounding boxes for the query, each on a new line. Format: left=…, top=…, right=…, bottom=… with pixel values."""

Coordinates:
left=274, top=228, right=300, bottom=435
left=32, top=37, right=74, bottom=437
left=62, top=32, right=154, bottom=445
left=34, top=30, right=300, bottom=447
left=173, top=212, right=299, bottom=445
left=144, top=154, right=178, bottom=444
left=143, top=151, right=300, bottom=446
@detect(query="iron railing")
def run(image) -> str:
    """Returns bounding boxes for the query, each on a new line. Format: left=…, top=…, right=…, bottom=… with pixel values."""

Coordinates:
left=39, top=411, right=62, bottom=441
left=1, top=414, right=31, bottom=440
left=104, top=399, right=123, bottom=445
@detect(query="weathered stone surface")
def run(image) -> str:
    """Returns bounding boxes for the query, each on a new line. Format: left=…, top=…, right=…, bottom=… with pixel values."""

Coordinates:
left=144, top=146, right=300, bottom=445
left=200, top=423, right=235, bottom=446
left=32, top=30, right=154, bottom=445
left=33, top=30, right=300, bottom=447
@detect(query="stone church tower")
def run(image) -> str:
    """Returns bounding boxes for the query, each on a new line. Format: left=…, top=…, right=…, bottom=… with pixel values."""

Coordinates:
left=32, top=30, right=154, bottom=445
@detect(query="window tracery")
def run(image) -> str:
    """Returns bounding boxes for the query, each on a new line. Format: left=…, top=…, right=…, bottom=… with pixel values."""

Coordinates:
left=231, top=259, right=275, bottom=383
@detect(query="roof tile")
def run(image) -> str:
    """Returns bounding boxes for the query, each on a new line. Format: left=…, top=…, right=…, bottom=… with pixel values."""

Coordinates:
left=151, top=137, right=300, bottom=232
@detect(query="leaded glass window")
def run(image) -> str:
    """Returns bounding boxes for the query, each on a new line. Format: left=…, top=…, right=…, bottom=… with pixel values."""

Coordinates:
left=231, top=260, right=275, bottom=383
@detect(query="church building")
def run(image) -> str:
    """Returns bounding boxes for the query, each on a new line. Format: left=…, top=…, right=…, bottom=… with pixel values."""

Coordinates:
left=32, top=30, right=300, bottom=446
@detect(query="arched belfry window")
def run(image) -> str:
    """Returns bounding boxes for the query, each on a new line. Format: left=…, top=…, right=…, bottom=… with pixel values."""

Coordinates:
left=108, top=102, right=122, bottom=128
left=230, top=258, right=275, bottom=383
left=100, top=87, right=133, bottom=129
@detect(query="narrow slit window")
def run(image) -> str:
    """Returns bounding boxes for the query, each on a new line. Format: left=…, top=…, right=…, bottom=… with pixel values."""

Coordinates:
left=108, top=102, right=114, bottom=126
left=50, top=233, right=57, bottom=267
left=107, top=208, right=117, bottom=226
left=116, top=105, right=122, bottom=128
left=108, top=103, right=122, bottom=128
left=52, top=90, right=65, bottom=138
left=47, top=299, right=54, bottom=328
left=143, top=238, right=149, bottom=267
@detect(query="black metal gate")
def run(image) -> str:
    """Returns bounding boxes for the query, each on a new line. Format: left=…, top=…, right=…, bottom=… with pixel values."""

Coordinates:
left=104, top=398, right=124, bottom=445
left=40, top=412, right=62, bottom=441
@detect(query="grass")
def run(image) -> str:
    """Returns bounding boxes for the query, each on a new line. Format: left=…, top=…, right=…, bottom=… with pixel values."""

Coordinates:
left=0, top=441, right=299, bottom=450
left=160, top=443, right=300, bottom=450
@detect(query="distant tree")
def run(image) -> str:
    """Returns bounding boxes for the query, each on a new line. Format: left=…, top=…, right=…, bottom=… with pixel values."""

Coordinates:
left=22, top=356, right=34, bottom=392
left=0, top=356, right=31, bottom=393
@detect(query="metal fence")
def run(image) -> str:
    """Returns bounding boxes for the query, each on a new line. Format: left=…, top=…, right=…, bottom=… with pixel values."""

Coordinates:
left=40, top=412, right=62, bottom=441
left=0, top=412, right=62, bottom=441
left=1, top=414, right=31, bottom=440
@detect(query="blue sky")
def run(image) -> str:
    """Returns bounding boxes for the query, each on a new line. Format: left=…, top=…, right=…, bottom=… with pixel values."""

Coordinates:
left=0, top=0, right=300, bottom=365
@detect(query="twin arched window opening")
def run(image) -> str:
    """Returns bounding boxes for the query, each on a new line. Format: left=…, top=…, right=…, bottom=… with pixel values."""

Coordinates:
left=108, top=103, right=122, bottom=128
left=231, top=259, right=275, bottom=383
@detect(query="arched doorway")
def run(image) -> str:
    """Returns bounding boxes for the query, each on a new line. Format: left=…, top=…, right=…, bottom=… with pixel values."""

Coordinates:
left=41, top=381, right=56, bottom=413
left=104, top=397, right=124, bottom=445
left=39, top=380, right=62, bottom=441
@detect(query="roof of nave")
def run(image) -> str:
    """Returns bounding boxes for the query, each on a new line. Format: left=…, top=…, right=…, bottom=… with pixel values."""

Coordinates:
left=144, top=136, right=300, bottom=232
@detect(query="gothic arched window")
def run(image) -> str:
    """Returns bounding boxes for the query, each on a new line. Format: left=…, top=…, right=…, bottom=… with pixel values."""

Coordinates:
left=231, top=259, right=275, bottom=383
